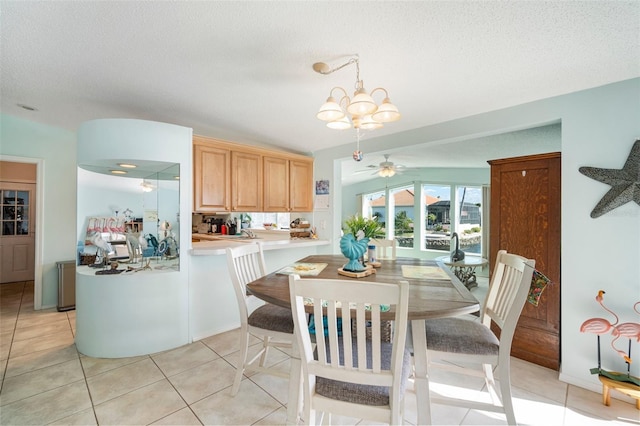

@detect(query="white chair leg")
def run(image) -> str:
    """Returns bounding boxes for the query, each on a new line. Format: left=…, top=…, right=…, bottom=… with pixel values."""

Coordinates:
left=286, top=354, right=302, bottom=425
left=259, top=336, right=270, bottom=367
left=483, top=363, right=500, bottom=405
left=498, top=364, right=516, bottom=425
left=232, top=329, right=250, bottom=395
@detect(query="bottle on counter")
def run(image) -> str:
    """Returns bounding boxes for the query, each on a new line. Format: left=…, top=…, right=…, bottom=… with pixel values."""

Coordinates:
left=368, top=244, right=376, bottom=263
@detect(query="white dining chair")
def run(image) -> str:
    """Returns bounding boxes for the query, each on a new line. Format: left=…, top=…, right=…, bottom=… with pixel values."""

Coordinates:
left=371, top=238, right=397, bottom=260
left=289, top=274, right=411, bottom=425
left=226, top=243, right=295, bottom=396
left=423, top=249, right=535, bottom=425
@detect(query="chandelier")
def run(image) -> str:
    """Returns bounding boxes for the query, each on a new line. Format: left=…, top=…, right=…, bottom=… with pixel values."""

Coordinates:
left=313, top=55, right=401, bottom=131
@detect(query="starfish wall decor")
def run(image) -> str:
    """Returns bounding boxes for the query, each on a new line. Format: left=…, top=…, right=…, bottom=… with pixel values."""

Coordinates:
left=578, top=139, right=640, bottom=218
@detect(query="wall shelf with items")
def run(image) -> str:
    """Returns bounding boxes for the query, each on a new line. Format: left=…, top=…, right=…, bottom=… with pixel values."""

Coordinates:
left=75, top=118, right=191, bottom=358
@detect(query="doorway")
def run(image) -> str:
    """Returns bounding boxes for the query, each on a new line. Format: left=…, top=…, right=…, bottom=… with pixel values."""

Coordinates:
left=1, top=181, right=36, bottom=282
left=0, top=160, right=41, bottom=308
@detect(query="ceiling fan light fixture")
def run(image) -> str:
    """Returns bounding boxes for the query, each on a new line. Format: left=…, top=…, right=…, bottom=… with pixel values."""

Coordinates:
left=379, top=167, right=396, bottom=178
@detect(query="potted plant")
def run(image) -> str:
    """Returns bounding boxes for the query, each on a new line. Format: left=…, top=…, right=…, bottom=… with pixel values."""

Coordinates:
left=343, top=214, right=385, bottom=240
left=240, top=213, right=252, bottom=229
left=341, top=215, right=385, bottom=271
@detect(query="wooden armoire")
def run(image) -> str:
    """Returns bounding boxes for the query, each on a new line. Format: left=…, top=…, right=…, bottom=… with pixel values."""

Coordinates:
left=488, top=152, right=561, bottom=370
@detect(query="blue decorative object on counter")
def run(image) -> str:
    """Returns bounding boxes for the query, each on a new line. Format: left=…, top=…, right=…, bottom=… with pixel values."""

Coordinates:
left=340, top=233, right=369, bottom=272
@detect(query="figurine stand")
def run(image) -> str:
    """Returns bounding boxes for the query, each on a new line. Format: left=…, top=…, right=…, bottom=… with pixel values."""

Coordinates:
left=338, top=264, right=376, bottom=278
left=599, top=374, right=640, bottom=409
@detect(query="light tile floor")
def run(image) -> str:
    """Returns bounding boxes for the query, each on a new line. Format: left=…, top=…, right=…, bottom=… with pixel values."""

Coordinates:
left=1, top=280, right=638, bottom=425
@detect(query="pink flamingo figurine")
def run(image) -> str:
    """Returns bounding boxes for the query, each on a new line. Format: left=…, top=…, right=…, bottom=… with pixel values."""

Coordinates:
left=580, top=290, right=619, bottom=335
left=610, top=301, right=640, bottom=365
left=580, top=290, right=620, bottom=369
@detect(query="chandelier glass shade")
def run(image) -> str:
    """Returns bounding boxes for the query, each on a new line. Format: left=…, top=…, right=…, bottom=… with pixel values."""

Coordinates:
left=314, top=56, right=400, bottom=131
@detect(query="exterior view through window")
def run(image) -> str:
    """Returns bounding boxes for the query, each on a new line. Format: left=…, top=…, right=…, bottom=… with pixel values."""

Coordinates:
left=362, top=184, right=483, bottom=255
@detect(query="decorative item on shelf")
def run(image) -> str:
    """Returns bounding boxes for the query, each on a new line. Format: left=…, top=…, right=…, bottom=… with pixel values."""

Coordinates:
left=313, top=54, right=400, bottom=160
left=160, top=220, right=172, bottom=238
left=450, top=232, right=465, bottom=262
left=290, top=218, right=312, bottom=238
left=579, top=291, right=640, bottom=407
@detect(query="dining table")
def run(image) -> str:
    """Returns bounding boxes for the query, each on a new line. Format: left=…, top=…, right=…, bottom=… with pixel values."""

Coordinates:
left=246, top=254, right=480, bottom=425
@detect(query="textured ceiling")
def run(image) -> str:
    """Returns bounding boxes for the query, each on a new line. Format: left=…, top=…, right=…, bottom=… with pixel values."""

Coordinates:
left=2, top=1, right=639, bottom=179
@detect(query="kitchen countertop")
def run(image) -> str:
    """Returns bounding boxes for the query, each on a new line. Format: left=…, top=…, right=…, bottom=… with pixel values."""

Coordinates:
left=190, top=232, right=329, bottom=256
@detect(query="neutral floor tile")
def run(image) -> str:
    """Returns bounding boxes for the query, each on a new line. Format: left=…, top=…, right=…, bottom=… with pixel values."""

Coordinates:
left=152, top=340, right=219, bottom=377
left=86, top=357, right=165, bottom=405
left=93, top=379, right=187, bottom=425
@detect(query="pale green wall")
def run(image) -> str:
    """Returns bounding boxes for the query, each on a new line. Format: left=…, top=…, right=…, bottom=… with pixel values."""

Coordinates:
left=0, top=114, right=77, bottom=307
left=312, top=78, right=640, bottom=393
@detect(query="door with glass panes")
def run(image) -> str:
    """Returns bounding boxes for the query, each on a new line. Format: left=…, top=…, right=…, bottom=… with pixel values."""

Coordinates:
left=1, top=183, right=35, bottom=283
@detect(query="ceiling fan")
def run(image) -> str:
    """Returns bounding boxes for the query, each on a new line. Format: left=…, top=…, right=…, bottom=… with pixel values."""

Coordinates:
left=355, top=154, right=409, bottom=178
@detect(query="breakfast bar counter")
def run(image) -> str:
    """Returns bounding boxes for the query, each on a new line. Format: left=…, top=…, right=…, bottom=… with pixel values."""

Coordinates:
left=188, top=233, right=330, bottom=340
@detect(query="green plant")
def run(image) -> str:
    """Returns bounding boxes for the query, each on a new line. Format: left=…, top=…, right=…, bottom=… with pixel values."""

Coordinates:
left=394, top=210, right=414, bottom=235
left=343, top=214, right=385, bottom=239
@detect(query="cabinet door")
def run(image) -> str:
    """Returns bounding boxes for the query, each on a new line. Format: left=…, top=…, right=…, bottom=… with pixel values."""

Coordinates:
left=289, top=159, right=314, bottom=212
left=489, top=152, right=561, bottom=370
left=263, top=156, right=290, bottom=212
left=193, top=143, right=230, bottom=212
left=231, top=151, right=262, bottom=212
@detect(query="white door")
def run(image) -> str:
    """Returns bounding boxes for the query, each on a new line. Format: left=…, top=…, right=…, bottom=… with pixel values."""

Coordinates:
left=0, top=183, right=35, bottom=283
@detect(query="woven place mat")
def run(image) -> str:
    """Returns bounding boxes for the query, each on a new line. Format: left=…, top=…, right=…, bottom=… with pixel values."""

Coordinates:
left=401, top=265, right=450, bottom=281
left=276, top=263, right=328, bottom=276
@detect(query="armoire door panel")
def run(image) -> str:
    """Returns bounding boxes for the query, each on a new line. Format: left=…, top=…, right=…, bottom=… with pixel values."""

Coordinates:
left=489, top=152, right=561, bottom=370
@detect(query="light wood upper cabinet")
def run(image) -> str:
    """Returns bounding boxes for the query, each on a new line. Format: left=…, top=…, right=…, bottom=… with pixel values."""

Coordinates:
left=193, top=135, right=313, bottom=213
left=289, top=159, right=314, bottom=212
left=231, top=151, right=262, bottom=212
left=193, top=139, right=230, bottom=212
left=263, top=156, right=290, bottom=212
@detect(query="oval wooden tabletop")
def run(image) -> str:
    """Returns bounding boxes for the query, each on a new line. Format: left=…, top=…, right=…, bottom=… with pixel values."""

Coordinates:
left=247, top=254, right=480, bottom=320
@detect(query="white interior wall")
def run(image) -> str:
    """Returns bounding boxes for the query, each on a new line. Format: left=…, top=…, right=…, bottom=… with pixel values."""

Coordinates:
left=0, top=114, right=77, bottom=308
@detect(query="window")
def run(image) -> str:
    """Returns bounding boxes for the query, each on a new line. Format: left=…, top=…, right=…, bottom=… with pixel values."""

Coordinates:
left=247, top=212, right=291, bottom=229
left=1, top=190, right=30, bottom=236
left=363, top=190, right=386, bottom=231
left=423, top=184, right=451, bottom=252
left=391, top=186, right=415, bottom=248
left=363, top=183, right=484, bottom=256
left=455, top=186, right=482, bottom=255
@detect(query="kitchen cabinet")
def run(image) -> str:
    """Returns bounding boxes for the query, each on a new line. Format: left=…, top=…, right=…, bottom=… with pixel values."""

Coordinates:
left=263, top=156, right=314, bottom=212
left=193, top=135, right=313, bottom=213
left=488, top=152, right=561, bottom=370
left=193, top=139, right=230, bottom=212
left=231, top=151, right=262, bottom=212
left=289, top=159, right=314, bottom=212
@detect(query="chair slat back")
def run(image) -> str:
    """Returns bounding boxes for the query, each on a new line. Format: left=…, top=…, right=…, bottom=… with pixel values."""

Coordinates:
left=372, top=238, right=397, bottom=260
left=226, top=243, right=267, bottom=318
left=289, top=275, right=409, bottom=389
left=482, top=249, right=535, bottom=335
